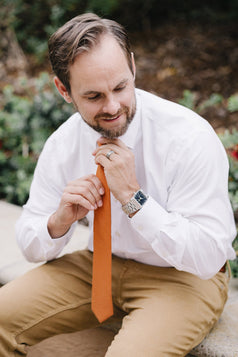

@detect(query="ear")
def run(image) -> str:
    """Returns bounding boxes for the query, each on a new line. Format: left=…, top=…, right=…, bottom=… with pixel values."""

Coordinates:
left=131, top=52, right=136, bottom=80
left=54, top=77, right=72, bottom=103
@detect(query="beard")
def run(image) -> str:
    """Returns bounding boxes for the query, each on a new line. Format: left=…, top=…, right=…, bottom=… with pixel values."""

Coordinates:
left=74, top=101, right=136, bottom=139
left=90, top=104, right=136, bottom=139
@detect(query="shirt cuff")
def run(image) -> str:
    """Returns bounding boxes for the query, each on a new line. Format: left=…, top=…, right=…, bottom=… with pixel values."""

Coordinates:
left=130, top=195, right=170, bottom=243
left=34, top=214, right=76, bottom=260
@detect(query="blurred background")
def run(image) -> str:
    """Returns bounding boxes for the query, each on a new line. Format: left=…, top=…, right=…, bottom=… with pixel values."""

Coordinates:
left=0, top=0, right=238, bottom=272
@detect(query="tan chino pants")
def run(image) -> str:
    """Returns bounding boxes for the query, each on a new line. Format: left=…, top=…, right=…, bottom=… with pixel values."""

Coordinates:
left=0, top=250, right=228, bottom=356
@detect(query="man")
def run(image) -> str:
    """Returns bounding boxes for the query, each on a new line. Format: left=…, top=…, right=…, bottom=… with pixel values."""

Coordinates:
left=0, top=13, right=236, bottom=356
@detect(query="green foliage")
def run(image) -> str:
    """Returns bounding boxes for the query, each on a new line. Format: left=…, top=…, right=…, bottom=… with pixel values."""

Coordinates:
left=213, top=125, right=238, bottom=277
left=220, top=129, right=238, bottom=152
left=228, top=94, right=238, bottom=113
left=220, top=130, right=238, bottom=212
left=197, top=93, right=223, bottom=113
left=6, top=0, right=120, bottom=62
left=230, top=258, right=238, bottom=278
left=4, top=0, right=238, bottom=61
left=87, top=0, right=118, bottom=15
left=178, top=90, right=196, bottom=110
left=0, top=72, right=74, bottom=204
left=178, top=90, right=224, bottom=115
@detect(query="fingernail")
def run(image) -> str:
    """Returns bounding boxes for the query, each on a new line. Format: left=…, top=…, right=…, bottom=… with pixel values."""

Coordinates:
left=99, top=188, right=104, bottom=195
left=98, top=200, right=103, bottom=207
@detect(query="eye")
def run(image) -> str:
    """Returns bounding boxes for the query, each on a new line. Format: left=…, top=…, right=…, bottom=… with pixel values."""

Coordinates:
left=88, top=94, right=101, bottom=101
left=114, top=85, right=126, bottom=92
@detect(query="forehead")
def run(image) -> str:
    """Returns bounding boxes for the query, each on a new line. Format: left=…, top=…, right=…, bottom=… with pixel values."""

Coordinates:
left=69, top=35, right=132, bottom=92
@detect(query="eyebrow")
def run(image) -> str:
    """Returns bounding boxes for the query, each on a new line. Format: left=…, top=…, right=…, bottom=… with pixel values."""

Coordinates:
left=82, top=79, right=128, bottom=96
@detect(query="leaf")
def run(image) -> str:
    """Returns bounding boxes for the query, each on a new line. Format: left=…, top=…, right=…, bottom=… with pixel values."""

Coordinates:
left=228, top=94, right=238, bottom=113
left=197, top=93, right=223, bottom=113
left=178, top=90, right=196, bottom=110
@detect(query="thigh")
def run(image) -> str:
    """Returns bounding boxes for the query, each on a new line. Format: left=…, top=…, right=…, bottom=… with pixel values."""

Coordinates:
left=107, top=261, right=228, bottom=357
left=0, top=250, right=98, bottom=356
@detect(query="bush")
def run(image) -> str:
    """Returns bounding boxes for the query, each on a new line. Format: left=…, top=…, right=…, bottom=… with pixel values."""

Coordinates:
left=4, top=0, right=238, bottom=62
left=7, top=0, right=120, bottom=62
left=221, top=131, right=238, bottom=277
left=0, top=72, right=73, bottom=204
left=178, top=90, right=224, bottom=114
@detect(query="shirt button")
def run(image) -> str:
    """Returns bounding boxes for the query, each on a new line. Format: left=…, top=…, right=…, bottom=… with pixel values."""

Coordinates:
left=115, top=231, right=121, bottom=237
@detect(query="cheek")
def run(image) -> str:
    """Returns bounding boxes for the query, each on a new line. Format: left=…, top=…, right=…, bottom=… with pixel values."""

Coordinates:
left=79, top=102, right=100, bottom=120
left=122, top=88, right=135, bottom=107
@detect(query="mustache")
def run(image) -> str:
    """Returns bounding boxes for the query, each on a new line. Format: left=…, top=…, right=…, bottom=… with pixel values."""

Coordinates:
left=95, top=108, right=127, bottom=120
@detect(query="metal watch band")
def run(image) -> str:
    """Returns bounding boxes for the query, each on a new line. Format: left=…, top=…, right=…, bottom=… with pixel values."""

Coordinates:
left=122, top=189, right=148, bottom=216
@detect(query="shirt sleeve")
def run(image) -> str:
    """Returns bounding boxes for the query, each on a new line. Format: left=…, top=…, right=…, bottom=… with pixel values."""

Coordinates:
left=130, top=130, right=236, bottom=279
left=15, top=135, right=77, bottom=263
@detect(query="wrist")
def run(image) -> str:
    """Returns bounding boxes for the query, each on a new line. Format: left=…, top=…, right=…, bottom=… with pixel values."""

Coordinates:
left=47, top=212, right=71, bottom=239
left=119, top=185, right=141, bottom=206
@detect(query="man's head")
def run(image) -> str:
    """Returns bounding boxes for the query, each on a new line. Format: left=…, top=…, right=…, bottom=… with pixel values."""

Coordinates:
left=48, top=13, right=134, bottom=95
left=49, top=13, right=136, bottom=138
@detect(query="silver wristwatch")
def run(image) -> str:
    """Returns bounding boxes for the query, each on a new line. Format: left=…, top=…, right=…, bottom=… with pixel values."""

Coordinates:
left=122, top=189, right=148, bottom=216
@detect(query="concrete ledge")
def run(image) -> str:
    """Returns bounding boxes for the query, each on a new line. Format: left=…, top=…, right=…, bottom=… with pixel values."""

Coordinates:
left=27, top=327, right=116, bottom=357
left=0, top=200, right=89, bottom=284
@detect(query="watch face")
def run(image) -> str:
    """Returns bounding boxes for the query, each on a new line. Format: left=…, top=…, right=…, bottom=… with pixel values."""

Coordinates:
left=135, top=190, right=147, bottom=205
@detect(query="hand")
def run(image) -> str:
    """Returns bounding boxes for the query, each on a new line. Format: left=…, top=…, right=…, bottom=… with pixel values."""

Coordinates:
left=48, top=174, right=104, bottom=238
left=93, top=137, right=140, bottom=205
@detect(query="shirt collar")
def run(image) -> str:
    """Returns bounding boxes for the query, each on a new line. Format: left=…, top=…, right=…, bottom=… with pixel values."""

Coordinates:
left=119, top=90, right=141, bottom=150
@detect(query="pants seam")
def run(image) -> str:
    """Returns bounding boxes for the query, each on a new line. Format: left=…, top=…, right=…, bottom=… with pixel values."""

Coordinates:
left=114, top=262, right=129, bottom=308
left=13, top=298, right=92, bottom=339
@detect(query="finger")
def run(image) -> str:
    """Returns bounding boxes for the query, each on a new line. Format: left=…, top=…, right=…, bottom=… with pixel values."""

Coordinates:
left=92, top=138, right=122, bottom=156
left=95, top=153, right=116, bottom=170
left=97, top=137, right=128, bottom=150
left=66, top=185, right=101, bottom=209
left=66, top=176, right=104, bottom=208
left=93, top=145, right=121, bottom=161
left=94, top=142, right=131, bottom=160
left=62, top=192, right=96, bottom=211
left=68, top=174, right=105, bottom=195
left=86, top=174, right=105, bottom=196
left=93, top=144, right=119, bottom=158
left=68, top=174, right=103, bottom=190
left=95, top=142, right=132, bottom=166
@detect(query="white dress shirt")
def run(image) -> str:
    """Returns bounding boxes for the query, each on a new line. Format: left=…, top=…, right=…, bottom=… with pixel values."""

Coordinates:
left=16, top=89, right=236, bottom=279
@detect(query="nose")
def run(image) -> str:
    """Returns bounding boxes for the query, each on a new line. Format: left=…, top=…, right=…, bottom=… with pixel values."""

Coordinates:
left=102, top=94, right=120, bottom=115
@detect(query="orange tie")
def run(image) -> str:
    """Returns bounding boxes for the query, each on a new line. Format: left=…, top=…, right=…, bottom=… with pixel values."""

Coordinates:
left=92, top=164, right=113, bottom=323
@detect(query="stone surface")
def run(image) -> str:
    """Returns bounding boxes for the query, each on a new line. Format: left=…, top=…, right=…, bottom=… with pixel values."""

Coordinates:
left=0, top=200, right=89, bottom=284
left=27, top=328, right=116, bottom=357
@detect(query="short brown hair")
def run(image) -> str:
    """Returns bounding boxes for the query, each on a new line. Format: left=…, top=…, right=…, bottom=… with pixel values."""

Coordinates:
left=48, top=13, right=133, bottom=94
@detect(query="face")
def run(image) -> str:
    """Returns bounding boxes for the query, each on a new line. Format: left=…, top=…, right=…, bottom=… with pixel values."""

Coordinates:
left=55, top=35, right=136, bottom=139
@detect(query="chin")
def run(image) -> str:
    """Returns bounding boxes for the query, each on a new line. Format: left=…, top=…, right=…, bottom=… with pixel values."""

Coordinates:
left=101, top=121, right=130, bottom=139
